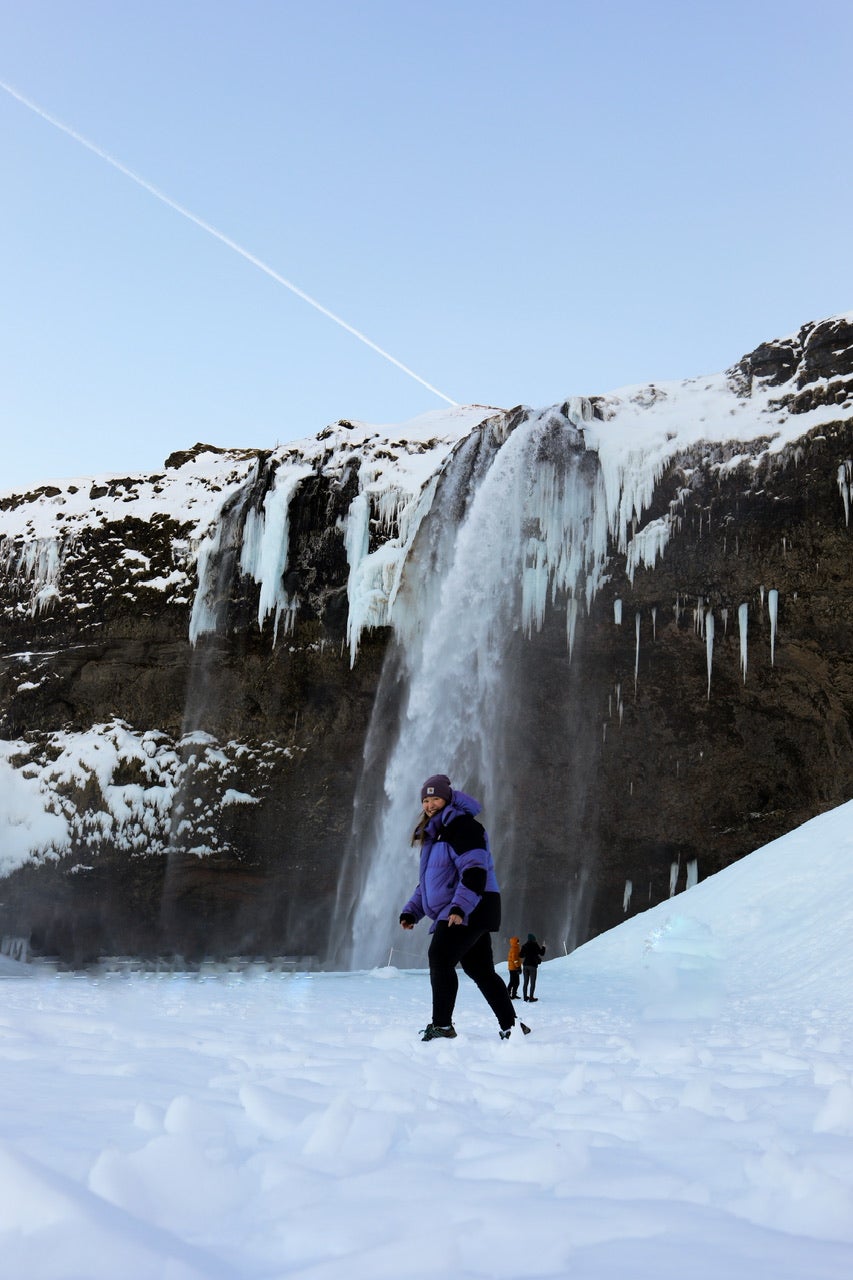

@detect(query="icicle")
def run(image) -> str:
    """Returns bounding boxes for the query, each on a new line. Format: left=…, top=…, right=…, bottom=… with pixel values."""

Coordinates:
left=634, top=611, right=641, bottom=692
left=837, top=461, right=852, bottom=526
left=240, top=461, right=313, bottom=641
left=760, top=585, right=765, bottom=610
left=705, top=610, right=714, bottom=700
left=614, top=598, right=622, bottom=625
left=622, top=880, right=633, bottom=912
left=721, top=607, right=728, bottom=634
left=625, top=515, right=672, bottom=583
left=768, top=588, right=779, bottom=665
left=686, top=859, right=698, bottom=889
left=738, top=602, right=748, bottom=683
left=651, top=605, right=657, bottom=640
left=669, top=861, right=679, bottom=897
left=567, top=596, right=578, bottom=659
left=602, top=722, right=607, bottom=743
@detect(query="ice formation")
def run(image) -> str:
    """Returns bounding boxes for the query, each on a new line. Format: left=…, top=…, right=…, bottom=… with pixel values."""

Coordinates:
left=838, top=460, right=852, bottom=526
left=240, top=462, right=314, bottom=641
left=768, top=588, right=779, bottom=666
left=705, top=610, right=715, bottom=700
left=738, top=602, right=749, bottom=683
left=0, top=535, right=65, bottom=616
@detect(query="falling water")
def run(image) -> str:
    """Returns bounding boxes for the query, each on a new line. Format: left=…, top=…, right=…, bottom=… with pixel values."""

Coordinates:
left=330, top=405, right=610, bottom=968
left=186, top=466, right=261, bottom=715
left=634, top=611, right=641, bottom=693
left=162, top=466, right=262, bottom=929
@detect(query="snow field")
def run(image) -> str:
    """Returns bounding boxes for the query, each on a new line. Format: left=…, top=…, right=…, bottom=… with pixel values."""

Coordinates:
left=1, top=800, right=852, bottom=1278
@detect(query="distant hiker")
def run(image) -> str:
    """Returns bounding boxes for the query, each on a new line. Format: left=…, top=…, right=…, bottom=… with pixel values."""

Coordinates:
left=520, top=933, right=546, bottom=1001
left=506, top=935, right=522, bottom=998
left=399, top=774, right=526, bottom=1042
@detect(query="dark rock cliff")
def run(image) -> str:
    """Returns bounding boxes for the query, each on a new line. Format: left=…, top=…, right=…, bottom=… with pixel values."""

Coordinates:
left=1, top=316, right=852, bottom=965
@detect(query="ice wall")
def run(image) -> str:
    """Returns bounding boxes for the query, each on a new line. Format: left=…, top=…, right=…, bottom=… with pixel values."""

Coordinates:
left=0, top=535, right=66, bottom=615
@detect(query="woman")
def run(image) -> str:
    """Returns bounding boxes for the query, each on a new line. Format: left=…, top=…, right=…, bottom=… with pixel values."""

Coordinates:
left=520, top=932, right=546, bottom=1001
left=399, top=774, right=526, bottom=1041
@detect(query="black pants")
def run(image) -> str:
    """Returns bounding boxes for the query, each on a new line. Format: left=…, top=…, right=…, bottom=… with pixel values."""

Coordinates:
left=507, top=968, right=521, bottom=997
left=523, top=964, right=538, bottom=999
left=428, top=922, right=516, bottom=1032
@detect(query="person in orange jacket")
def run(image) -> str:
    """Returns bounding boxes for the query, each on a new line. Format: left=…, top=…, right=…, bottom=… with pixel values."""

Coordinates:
left=506, top=935, right=522, bottom=999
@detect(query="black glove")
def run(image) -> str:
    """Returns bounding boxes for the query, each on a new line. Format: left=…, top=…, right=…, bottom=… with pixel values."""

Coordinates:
left=399, top=912, right=417, bottom=926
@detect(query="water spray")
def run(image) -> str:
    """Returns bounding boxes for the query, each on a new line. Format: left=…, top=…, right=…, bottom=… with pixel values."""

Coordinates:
left=0, top=78, right=459, bottom=407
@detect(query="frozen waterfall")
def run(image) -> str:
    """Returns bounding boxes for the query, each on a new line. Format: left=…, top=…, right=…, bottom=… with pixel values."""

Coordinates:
left=330, top=405, right=611, bottom=969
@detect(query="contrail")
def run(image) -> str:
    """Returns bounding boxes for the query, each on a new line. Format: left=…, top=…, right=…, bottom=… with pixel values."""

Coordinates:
left=0, top=78, right=459, bottom=407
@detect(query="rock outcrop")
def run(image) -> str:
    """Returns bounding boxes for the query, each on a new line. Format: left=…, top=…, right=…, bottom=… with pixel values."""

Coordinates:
left=1, top=316, right=852, bottom=966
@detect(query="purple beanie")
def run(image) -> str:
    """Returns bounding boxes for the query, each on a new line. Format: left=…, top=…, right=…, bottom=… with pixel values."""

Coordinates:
left=421, top=774, right=453, bottom=803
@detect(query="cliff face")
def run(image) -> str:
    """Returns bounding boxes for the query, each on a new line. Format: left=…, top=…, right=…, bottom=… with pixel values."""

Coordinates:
left=2, top=318, right=853, bottom=966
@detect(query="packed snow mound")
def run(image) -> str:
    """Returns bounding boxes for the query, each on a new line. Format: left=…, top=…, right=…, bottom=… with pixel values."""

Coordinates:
left=566, top=794, right=853, bottom=1006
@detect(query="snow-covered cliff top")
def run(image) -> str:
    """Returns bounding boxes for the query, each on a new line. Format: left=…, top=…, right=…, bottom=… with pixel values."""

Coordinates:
left=4, top=314, right=852, bottom=542
left=2, top=313, right=851, bottom=652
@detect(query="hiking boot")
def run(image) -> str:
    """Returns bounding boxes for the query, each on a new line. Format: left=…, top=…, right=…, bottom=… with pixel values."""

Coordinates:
left=421, top=1023, right=457, bottom=1042
left=500, top=1021, right=532, bottom=1040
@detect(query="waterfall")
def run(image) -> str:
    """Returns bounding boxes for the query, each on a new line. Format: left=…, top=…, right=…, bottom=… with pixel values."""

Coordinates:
left=189, top=463, right=261, bottom=647
left=634, top=611, right=641, bottom=693
left=330, top=404, right=610, bottom=969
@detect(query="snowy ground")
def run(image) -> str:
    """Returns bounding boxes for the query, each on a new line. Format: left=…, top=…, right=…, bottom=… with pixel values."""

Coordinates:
left=2, top=805, right=852, bottom=1280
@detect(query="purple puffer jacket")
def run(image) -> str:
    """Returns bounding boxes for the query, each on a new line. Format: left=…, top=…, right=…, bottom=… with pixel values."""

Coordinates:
left=400, top=790, right=501, bottom=932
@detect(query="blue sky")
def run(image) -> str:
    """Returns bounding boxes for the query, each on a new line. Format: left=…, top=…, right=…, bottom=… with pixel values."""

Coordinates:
left=1, top=0, right=852, bottom=492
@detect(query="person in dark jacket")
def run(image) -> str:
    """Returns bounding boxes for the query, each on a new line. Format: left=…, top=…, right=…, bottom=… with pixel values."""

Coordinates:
left=520, top=932, right=546, bottom=1001
left=399, top=774, right=522, bottom=1042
